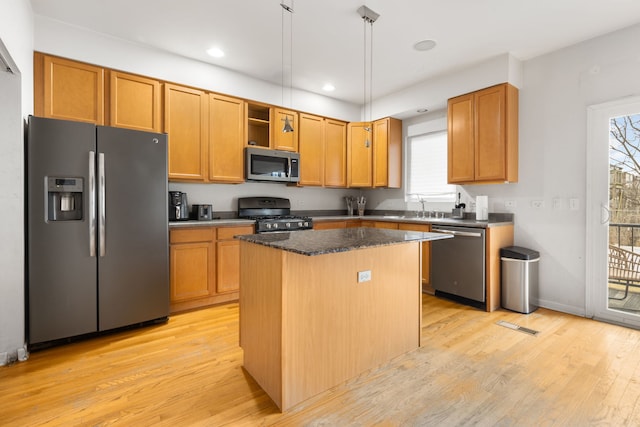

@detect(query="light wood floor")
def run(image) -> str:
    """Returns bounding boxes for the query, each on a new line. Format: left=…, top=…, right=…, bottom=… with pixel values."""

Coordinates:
left=3, top=294, right=640, bottom=426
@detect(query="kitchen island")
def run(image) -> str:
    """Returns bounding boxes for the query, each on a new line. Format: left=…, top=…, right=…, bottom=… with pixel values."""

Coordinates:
left=236, top=227, right=451, bottom=411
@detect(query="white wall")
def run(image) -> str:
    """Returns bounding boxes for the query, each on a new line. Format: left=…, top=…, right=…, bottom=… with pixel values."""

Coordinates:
left=0, top=0, right=33, bottom=364
left=34, top=16, right=360, bottom=122
left=370, top=23, right=640, bottom=316
left=26, top=14, right=640, bottom=320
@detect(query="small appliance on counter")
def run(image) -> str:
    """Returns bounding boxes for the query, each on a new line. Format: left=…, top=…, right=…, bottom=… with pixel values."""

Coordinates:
left=476, top=195, right=489, bottom=221
left=169, top=191, right=189, bottom=221
left=191, top=204, right=213, bottom=221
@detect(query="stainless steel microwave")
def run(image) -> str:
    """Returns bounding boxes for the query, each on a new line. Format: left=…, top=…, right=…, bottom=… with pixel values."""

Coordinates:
left=245, top=147, right=300, bottom=183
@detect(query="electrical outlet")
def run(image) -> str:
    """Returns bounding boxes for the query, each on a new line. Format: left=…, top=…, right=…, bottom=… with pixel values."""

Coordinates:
left=570, top=198, right=579, bottom=210
left=358, top=270, right=372, bottom=283
left=531, top=200, right=545, bottom=209
left=552, top=198, right=562, bottom=210
left=504, top=200, right=516, bottom=209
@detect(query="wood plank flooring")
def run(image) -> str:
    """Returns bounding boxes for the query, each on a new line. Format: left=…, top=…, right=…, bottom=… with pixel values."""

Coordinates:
left=3, top=294, right=640, bottom=426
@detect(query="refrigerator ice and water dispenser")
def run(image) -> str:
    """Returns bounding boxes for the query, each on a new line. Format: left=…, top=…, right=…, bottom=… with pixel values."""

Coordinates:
left=46, top=177, right=83, bottom=221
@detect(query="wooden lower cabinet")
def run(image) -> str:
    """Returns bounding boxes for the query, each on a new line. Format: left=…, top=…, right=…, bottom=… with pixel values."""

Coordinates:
left=169, top=225, right=254, bottom=313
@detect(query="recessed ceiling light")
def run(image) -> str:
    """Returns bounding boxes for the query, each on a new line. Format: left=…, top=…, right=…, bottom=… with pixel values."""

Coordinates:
left=413, top=40, right=436, bottom=52
left=206, top=47, right=225, bottom=58
left=322, top=83, right=335, bottom=92
left=417, top=108, right=429, bottom=113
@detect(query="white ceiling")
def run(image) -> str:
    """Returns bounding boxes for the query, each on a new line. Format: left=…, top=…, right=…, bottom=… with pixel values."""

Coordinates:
left=30, top=0, right=640, bottom=106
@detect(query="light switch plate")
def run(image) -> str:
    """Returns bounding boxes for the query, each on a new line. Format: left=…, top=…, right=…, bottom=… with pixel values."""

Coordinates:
left=358, top=270, right=372, bottom=282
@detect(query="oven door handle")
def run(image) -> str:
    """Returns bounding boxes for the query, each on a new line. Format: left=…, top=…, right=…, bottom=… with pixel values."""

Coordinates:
left=433, top=228, right=483, bottom=238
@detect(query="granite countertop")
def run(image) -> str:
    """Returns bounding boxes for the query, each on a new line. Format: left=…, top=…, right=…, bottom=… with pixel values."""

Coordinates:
left=169, top=218, right=255, bottom=228
left=235, top=227, right=452, bottom=256
left=311, top=214, right=513, bottom=228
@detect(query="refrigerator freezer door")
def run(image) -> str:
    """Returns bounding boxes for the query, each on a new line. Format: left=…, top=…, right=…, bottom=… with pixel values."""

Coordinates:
left=27, top=116, right=98, bottom=344
left=96, top=126, right=169, bottom=330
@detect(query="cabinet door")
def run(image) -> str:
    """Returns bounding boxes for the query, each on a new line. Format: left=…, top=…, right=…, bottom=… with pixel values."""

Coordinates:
left=216, top=226, right=254, bottom=294
left=324, top=119, right=347, bottom=187
left=298, top=113, right=325, bottom=186
left=373, top=118, right=389, bottom=188
left=209, top=93, right=245, bottom=183
left=216, top=240, right=241, bottom=294
left=109, top=71, right=162, bottom=132
left=165, top=84, right=208, bottom=181
left=475, top=84, right=507, bottom=181
left=347, top=122, right=373, bottom=188
left=447, top=93, right=475, bottom=183
left=271, top=108, right=298, bottom=151
left=169, top=229, right=215, bottom=302
left=37, top=54, right=105, bottom=124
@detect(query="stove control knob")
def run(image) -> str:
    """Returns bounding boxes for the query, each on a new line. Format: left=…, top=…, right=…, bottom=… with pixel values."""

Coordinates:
left=273, top=223, right=278, bottom=229
left=303, top=221, right=309, bottom=227
left=297, top=221, right=303, bottom=227
left=265, top=223, right=272, bottom=229
left=286, top=222, right=291, bottom=228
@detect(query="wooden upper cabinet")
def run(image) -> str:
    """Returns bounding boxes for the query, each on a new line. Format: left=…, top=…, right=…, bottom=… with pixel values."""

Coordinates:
left=347, top=122, right=373, bottom=188
left=35, top=53, right=105, bottom=125
left=298, top=113, right=325, bottom=186
left=164, top=84, right=208, bottom=181
left=209, top=93, right=245, bottom=183
left=109, top=71, right=162, bottom=132
left=324, top=119, right=347, bottom=188
left=373, top=117, right=402, bottom=188
left=448, top=83, right=518, bottom=184
left=271, top=108, right=298, bottom=151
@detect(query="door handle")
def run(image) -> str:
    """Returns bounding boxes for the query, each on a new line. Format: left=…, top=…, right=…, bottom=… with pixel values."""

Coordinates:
left=98, top=152, right=106, bottom=257
left=601, top=203, right=610, bottom=225
left=433, top=229, right=483, bottom=238
left=89, top=151, right=96, bottom=257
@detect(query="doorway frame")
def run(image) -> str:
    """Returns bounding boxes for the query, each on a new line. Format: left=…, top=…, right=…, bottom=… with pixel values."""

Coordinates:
left=586, top=96, right=640, bottom=327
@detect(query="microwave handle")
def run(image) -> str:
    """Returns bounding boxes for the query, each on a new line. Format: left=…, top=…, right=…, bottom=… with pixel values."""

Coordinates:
left=286, top=157, right=291, bottom=177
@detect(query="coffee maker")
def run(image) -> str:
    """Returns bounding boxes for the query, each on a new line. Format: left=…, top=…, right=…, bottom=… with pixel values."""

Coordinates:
left=168, top=191, right=189, bottom=221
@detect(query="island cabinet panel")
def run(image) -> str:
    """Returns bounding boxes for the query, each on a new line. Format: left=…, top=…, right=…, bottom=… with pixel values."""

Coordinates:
left=298, top=113, right=325, bottom=186
left=324, top=119, right=348, bottom=187
left=35, top=53, right=105, bottom=125
left=240, top=240, right=421, bottom=411
left=208, top=93, right=246, bottom=183
left=313, top=220, right=346, bottom=230
left=109, top=71, right=162, bottom=132
left=164, top=84, right=208, bottom=182
left=398, top=223, right=432, bottom=291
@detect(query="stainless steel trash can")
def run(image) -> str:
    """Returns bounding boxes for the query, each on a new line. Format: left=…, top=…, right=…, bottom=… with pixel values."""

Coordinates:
left=501, top=246, right=540, bottom=314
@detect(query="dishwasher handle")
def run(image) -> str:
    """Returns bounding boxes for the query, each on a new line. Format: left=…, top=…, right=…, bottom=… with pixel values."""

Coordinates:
left=432, top=228, right=483, bottom=238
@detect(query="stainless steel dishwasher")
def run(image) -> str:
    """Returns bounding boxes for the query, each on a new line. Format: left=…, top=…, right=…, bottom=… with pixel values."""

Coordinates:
left=431, top=225, right=486, bottom=307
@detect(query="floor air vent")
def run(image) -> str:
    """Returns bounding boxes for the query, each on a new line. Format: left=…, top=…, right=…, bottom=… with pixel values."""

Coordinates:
left=496, top=320, right=539, bottom=336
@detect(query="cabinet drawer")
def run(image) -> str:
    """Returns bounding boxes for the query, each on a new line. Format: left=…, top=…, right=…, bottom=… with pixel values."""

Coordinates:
left=170, top=227, right=215, bottom=244
left=217, top=226, right=254, bottom=240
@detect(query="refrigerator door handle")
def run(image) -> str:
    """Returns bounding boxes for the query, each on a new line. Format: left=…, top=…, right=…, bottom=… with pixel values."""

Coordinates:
left=89, top=151, right=96, bottom=257
left=98, top=152, right=106, bottom=257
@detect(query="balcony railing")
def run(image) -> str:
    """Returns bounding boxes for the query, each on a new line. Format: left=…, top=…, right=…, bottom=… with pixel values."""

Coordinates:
left=610, top=223, right=640, bottom=252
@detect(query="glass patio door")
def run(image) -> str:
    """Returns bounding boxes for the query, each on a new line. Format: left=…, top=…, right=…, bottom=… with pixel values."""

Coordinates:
left=587, top=97, right=640, bottom=327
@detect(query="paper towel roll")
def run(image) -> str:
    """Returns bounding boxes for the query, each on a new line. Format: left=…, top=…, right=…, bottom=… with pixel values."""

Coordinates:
left=476, top=196, right=488, bottom=221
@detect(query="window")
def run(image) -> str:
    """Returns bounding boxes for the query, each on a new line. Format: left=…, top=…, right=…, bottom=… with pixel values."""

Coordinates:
left=405, top=131, right=456, bottom=202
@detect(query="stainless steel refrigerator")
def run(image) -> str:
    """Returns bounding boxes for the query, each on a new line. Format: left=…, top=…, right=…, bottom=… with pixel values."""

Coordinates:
left=26, top=116, right=169, bottom=347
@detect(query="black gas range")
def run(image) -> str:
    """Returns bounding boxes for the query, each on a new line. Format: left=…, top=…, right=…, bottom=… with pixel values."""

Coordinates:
left=238, top=197, right=313, bottom=233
